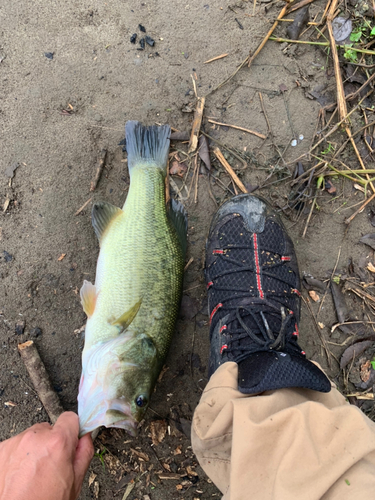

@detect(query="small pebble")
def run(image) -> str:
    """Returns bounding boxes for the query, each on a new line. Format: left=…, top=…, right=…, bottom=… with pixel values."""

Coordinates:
left=15, top=321, right=25, bottom=336
left=291, top=139, right=297, bottom=147
left=139, top=38, right=145, bottom=50
left=44, top=52, right=54, bottom=60
left=299, top=134, right=304, bottom=141
left=145, top=35, right=155, bottom=47
left=3, top=251, right=12, bottom=262
left=130, top=33, right=137, bottom=44
left=139, top=24, right=146, bottom=32
left=30, top=327, right=42, bottom=338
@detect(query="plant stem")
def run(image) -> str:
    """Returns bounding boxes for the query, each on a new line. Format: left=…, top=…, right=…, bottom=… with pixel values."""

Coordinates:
left=269, top=36, right=375, bottom=55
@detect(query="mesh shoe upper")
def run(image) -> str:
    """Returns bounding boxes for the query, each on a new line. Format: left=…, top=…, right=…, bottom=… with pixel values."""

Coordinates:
left=205, top=194, right=331, bottom=394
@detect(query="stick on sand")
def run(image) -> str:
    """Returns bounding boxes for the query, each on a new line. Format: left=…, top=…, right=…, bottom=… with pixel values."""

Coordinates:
left=18, top=340, right=64, bottom=424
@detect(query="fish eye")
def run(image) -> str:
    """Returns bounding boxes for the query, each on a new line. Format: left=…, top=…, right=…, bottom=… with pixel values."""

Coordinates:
left=136, top=395, right=148, bottom=408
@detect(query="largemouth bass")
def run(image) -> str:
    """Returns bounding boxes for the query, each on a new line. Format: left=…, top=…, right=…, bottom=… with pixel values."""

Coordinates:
left=78, top=121, right=187, bottom=436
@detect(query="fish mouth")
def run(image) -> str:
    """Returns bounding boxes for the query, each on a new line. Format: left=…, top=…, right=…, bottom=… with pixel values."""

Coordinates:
left=79, top=401, right=138, bottom=437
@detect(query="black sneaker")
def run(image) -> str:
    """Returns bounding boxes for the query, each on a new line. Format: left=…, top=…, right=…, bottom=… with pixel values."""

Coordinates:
left=205, top=194, right=331, bottom=394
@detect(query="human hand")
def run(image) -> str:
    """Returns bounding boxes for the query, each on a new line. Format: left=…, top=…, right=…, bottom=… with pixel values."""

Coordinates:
left=0, top=411, right=94, bottom=500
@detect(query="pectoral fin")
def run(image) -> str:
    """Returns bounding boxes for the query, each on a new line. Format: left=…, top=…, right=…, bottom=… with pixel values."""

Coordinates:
left=92, top=202, right=123, bottom=243
left=111, top=299, right=142, bottom=331
left=80, top=280, right=97, bottom=317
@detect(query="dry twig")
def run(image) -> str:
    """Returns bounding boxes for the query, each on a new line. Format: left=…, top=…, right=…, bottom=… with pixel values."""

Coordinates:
left=208, top=119, right=266, bottom=139
left=204, top=53, right=228, bottom=64
left=18, top=341, right=64, bottom=423
left=213, top=147, right=248, bottom=193
left=188, top=97, right=205, bottom=154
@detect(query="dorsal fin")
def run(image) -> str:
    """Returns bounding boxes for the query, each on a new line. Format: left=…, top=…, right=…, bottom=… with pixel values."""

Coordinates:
left=91, top=202, right=123, bottom=243
left=80, top=280, right=97, bottom=317
left=110, top=298, right=142, bottom=331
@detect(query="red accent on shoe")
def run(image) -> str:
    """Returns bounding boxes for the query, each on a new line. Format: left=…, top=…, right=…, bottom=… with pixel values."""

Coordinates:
left=292, top=288, right=301, bottom=297
left=295, top=323, right=299, bottom=336
left=220, top=344, right=228, bottom=354
left=213, top=249, right=224, bottom=254
left=253, top=234, right=264, bottom=299
left=281, top=256, right=291, bottom=261
left=301, top=350, right=306, bottom=355
left=219, top=325, right=227, bottom=333
left=207, top=281, right=213, bottom=289
left=210, top=303, right=222, bottom=323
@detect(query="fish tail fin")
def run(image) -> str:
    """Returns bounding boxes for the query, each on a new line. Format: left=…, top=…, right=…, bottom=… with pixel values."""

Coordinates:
left=125, top=121, right=171, bottom=173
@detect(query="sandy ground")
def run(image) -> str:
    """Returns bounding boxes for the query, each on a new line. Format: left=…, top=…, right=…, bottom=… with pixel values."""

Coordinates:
left=1, top=0, right=374, bottom=498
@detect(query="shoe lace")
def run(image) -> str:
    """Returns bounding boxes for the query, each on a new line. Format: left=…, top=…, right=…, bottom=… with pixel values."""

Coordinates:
left=210, top=244, right=301, bottom=361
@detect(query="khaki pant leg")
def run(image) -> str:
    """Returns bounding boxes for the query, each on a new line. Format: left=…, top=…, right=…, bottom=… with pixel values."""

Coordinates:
left=191, top=362, right=375, bottom=500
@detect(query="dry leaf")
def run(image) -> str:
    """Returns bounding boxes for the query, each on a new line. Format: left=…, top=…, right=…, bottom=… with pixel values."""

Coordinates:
left=308, top=290, right=320, bottom=302
left=354, top=183, right=365, bottom=193
left=130, top=448, right=149, bottom=462
left=198, top=135, right=211, bottom=172
left=318, top=322, right=325, bottom=329
left=4, top=401, right=17, bottom=407
left=340, top=340, right=373, bottom=370
left=163, top=463, right=171, bottom=472
left=360, top=360, right=372, bottom=383
left=173, top=445, right=182, bottom=455
left=360, top=233, right=375, bottom=251
left=88, top=471, right=97, bottom=487
left=176, top=484, right=183, bottom=491
left=367, top=262, right=375, bottom=273
left=93, top=481, right=99, bottom=499
left=150, top=419, right=167, bottom=445
left=58, top=253, right=66, bottom=261
left=169, top=160, right=187, bottom=177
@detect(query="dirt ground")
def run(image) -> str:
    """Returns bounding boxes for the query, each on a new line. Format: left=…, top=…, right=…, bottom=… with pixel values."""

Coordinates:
left=1, top=0, right=375, bottom=498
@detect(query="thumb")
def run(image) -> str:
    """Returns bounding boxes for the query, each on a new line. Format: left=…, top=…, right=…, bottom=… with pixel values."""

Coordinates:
left=73, top=434, right=94, bottom=497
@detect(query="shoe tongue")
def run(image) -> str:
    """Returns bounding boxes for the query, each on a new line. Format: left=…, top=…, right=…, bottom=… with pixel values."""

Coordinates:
left=237, top=351, right=331, bottom=394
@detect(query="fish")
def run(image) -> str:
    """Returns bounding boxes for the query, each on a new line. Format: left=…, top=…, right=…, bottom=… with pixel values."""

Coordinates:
left=78, top=121, right=187, bottom=436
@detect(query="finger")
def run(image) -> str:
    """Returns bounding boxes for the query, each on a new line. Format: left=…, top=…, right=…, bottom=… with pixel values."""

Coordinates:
left=73, top=434, right=94, bottom=496
left=52, top=412, right=79, bottom=457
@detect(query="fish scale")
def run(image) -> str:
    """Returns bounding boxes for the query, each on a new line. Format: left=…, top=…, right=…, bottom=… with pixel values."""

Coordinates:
left=78, top=122, right=186, bottom=436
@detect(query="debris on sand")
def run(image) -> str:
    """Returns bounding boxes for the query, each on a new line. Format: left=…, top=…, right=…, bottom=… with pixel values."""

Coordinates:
left=139, top=24, right=146, bottom=33
left=4, top=161, right=20, bottom=179
left=360, top=233, right=375, bottom=251
left=145, top=36, right=155, bottom=47
left=130, top=33, right=137, bottom=44
left=204, top=53, right=228, bottom=64
left=198, top=135, right=211, bottom=172
left=308, top=290, right=320, bottom=302
left=188, top=96, right=205, bottom=154
left=90, top=149, right=107, bottom=191
left=213, top=147, right=247, bottom=194
left=15, top=320, right=25, bottom=336
left=340, top=340, right=373, bottom=370
left=18, top=340, right=64, bottom=423
left=286, top=6, right=309, bottom=40
left=44, top=52, right=54, bottom=60
left=150, top=419, right=167, bottom=445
